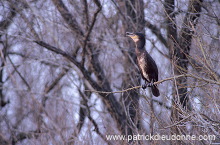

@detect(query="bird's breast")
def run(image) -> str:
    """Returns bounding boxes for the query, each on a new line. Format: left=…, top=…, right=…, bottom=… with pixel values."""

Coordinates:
left=138, top=56, right=149, bottom=79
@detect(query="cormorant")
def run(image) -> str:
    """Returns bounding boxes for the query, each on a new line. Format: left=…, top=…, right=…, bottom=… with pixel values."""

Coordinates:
left=126, top=32, right=160, bottom=97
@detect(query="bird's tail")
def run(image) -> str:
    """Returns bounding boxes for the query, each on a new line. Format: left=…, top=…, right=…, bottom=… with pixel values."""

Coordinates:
left=151, top=85, right=160, bottom=97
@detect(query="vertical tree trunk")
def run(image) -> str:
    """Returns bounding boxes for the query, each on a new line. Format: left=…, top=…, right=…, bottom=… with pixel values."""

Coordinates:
left=123, top=0, right=145, bottom=137
left=0, top=3, right=17, bottom=108
left=118, top=0, right=145, bottom=137
left=164, top=0, right=203, bottom=144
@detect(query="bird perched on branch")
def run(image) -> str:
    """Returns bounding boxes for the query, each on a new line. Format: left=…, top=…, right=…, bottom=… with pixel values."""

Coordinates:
left=126, top=32, right=160, bottom=97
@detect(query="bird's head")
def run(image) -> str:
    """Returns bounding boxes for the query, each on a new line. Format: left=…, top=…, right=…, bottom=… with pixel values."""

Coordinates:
left=126, top=32, right=145, bottom=43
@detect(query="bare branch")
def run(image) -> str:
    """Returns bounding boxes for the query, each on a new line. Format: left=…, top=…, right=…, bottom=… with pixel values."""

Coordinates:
left=51, top=0, right=84, bottom=37
left=34, top=40, right=128, bottom=134
left=7, top=55, right=31, bottom=90
left=85, top=74, right=220, bottom=94
left=145, top=20, right=168, bottom=47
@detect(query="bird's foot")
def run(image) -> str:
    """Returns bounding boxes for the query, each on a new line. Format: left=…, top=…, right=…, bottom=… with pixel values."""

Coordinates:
left=142, top=84, right=147, bottom=89
left=142, top=82, right=154, bottom=89
left=147, top=82, right=154, bottom=87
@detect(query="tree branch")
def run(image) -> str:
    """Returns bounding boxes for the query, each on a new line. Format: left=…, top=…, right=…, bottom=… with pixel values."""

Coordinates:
left=52, top=0, right=84, bottom=37
left=7, top=55, right=31, bottom=90
left=145, top=20, right=168, bottom=48
left=85, top=74, right=220, bottom=94
left=84, top=74, right=187, bottom=94
left=34, top=40, right=127, bottom=134
left=82, top=0, right=102, bottom=66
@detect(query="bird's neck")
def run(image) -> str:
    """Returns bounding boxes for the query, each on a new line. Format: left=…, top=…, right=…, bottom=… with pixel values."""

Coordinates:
left=135, top=40, right=145, bottom=55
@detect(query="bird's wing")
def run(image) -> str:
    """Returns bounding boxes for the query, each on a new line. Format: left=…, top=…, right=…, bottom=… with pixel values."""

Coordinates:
left=145, top=53, right=159, bottom=82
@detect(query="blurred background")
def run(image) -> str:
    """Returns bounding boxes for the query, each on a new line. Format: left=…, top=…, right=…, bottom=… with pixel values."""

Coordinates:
left=0, top=0, right=219, bottom=144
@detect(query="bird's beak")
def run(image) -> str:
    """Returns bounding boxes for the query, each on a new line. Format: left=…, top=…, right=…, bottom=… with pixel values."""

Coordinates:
left=126, top=32, right=139, bottom=42
left=126, top=32, right=135, bottom=37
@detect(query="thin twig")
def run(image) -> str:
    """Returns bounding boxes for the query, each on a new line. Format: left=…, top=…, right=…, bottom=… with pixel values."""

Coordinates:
left=7, top=55, right=31, bottom=90
left=85, top=74, right=187, bottom=94
left=86, top=73, right=220, bottom=95
left=164, top=113, right=194, bottom=129
left=82, top=0, right=102, bottom=66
